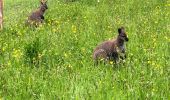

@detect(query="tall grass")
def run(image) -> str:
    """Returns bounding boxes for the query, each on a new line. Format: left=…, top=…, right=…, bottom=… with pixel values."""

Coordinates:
left=0, top=0, right=169, bottom=99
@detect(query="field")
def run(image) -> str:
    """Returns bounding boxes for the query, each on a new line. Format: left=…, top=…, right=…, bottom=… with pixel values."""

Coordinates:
left=0, top=0, right=170, bottom=99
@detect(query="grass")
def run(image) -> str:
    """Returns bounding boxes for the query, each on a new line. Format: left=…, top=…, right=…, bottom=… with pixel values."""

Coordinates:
left=0, top=0, right=170, bottom=99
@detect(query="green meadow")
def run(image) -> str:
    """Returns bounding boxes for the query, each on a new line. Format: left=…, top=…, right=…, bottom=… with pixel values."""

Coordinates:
left=0, top=0, right=170, bottom=99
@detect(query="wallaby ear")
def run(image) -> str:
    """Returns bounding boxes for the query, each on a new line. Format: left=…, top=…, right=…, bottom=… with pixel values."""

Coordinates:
left=118, top=27, right=125, bottom=34
left=40, top=0, right=43, bottom=4
left=40, top=0, right=47, bottom=4
left=118, top=28, right=122, bottom=34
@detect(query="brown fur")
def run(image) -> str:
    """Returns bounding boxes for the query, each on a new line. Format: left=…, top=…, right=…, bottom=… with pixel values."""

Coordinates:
left=26, top=0, right=48, bottom=26
left=93, top=27, right=129, bottom=65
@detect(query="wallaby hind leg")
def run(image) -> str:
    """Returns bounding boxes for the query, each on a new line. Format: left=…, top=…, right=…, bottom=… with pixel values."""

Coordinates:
left=93, top=49, right=107, bottom=66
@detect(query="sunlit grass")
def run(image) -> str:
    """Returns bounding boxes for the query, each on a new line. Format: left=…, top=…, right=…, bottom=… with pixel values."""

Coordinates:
left=0, top=0, right=169, bottom=99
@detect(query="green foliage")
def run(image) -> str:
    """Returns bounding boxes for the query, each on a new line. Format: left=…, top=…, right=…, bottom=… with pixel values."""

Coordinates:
left=0, top=0, right=170, bottom=99
left=24, top=38, right=42, bottom=66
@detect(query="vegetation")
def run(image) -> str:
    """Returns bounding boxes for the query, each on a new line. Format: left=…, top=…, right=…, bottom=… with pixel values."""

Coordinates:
left=0, top=0, right=169, bottom=99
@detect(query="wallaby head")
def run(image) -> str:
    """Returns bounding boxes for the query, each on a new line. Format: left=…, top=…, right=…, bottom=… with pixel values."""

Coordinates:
left=39, top=0, right=48, bottom=12
left=117, top=27, right=129, bottom=42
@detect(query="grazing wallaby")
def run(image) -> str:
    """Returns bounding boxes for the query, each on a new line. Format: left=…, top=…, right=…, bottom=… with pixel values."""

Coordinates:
left=26, top=0, right=48, bottom=26
left=93, top=27, right=129, bottom=65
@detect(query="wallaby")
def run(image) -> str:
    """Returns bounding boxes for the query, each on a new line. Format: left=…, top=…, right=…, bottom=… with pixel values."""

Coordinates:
left=26, top=0, right=48, bottom=26
left=93, top=27, right=129, bottom=65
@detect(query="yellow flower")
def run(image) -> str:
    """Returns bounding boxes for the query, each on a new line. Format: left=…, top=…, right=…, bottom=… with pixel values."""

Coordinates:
left=68, top=64, right=72, bottom=68
left=12, top=49, right=22, bottom=59
left=72, top=25, right=77, bottom=33
left=64, top=53, right=68, bottom=58
left=0, top=97, right=3, bottom=100
left=52, top=28, right=56, bottom=32
left=55, top=20, right=59, bottom=24
left=2, top=47, right=5, bottom=52
left=165, top=4, right=170, bottom=6
left=164, top=36, right=168, bottom=40
left=144, top=48, right=146, bottom=52
left=110, top=61, right=113, bottom=64
left=147, top=60, right=151, bottom=64
left=100, top=58, right=104, bottom=61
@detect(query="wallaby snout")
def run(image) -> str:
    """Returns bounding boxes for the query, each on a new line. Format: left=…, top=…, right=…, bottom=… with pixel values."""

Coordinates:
left=125, top=37, right=129, bottom=41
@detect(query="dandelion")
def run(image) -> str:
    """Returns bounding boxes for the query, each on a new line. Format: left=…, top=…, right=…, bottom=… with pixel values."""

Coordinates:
left=134, top=59, right=137, bottom=62
left=64, top=53, right=68, bottom=58
left=154, top=21, right=158, bottom=24
left=0, top=97, right=4, bottom=100
left=52, top=28, right=56, bottom=32
left=55, top=20, right=59, bottom=24
left=156, top=64, right=161, bottom=69
left=48, top=23, right=50, bottom=26
left=110, top=61, right=113, bottom=64
left=100, top=58, right=104, bottom=61
left=68, top=64, right=72, bottom=68
left=12, top=48, right=23, bottom=59
left=72, top=25, right=77, bottom=33
left=165, top=4, right=170, bottom=6
left=144, top=48, right=147, bottom=52
left=147, top=60, right=151, bottom=64
left=2, top=47, right=5, bottom=52
left=164, top=36, right=170, bottom=42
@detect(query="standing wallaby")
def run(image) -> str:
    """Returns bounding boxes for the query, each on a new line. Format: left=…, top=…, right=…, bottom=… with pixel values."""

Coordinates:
left=93, top=27, right=129, bottom=65
left=26, top=0, right=48, bottom=26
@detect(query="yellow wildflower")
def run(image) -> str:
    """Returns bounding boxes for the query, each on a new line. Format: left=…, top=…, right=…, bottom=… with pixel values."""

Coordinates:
left=72, top=25, right=77, bottom=33
left=110, top=61, right=113, bottom=64
left=64, top=53, right=68, bottom=58
left=12, top=49, right=22, bottom=59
